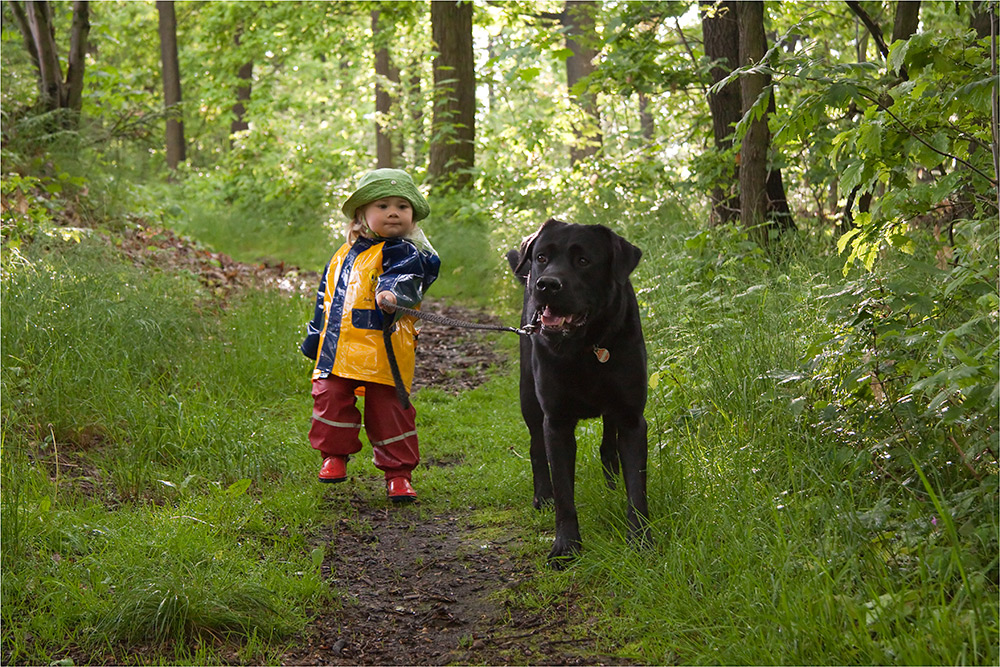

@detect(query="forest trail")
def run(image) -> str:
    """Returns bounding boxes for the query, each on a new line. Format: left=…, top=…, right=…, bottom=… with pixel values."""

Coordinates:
left=122, top=223, right=623, bottom=666
left=281, top=314, right=626, bottom=666
left=280, top=493, right=620, bottom=666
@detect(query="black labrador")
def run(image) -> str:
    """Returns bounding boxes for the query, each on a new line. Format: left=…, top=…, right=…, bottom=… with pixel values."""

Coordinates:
left=507, top=218, right=649, bottom=565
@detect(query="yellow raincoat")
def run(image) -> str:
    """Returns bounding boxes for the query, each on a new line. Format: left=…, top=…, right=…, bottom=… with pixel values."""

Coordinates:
left=301, top=236, right=440, bottom=392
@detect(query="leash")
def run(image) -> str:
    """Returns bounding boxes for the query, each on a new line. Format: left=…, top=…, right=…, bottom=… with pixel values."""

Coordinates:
left=389, top=303, right=536, bottom=337
left=382, top=303, right=534, bottom=409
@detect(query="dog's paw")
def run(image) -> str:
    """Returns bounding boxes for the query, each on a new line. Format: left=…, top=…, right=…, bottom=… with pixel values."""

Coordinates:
left=547, top=537, right=581, bottom=568
left=628, top=524, right=653, bottom=549
left=532, top=494, right=554, bottom=510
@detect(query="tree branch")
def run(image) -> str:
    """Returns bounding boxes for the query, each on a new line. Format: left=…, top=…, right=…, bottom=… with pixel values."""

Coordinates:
left=64, top=1, right=90, bottom=112
left=845, top=1, right=889, bottom=59
left=7, top=1, right=40, bottom=76
left=856, top=89, right=999, bottom=186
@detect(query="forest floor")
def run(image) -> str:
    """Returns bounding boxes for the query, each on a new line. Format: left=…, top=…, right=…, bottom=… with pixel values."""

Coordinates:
left=116, top=225, right=624, bottom=666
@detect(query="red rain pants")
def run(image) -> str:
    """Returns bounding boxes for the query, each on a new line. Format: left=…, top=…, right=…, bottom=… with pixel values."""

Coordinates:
left=308, top=376, right=420, bottom=481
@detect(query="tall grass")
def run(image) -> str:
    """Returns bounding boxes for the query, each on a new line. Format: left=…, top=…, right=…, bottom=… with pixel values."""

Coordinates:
left=1, top=238, right=328, bottom=664
left=506, top=216, right=997, bottom=664
left=2, top=183, right=994, bottom=664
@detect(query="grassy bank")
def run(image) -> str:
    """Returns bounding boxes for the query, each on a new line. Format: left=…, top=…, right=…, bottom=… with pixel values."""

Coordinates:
left=2, top=196, right=996, bottom=664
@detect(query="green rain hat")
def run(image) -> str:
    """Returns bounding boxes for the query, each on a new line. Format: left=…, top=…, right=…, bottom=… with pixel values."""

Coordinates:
left=342, top=169, right=430, bottom=222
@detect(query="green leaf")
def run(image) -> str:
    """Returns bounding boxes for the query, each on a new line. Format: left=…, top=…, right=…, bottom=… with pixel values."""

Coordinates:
left=837, top=227, right=861, bottom=255
left=310, top=546, right=325, bottom=570
left=225, top=478, right=252, bottom=497
left=887, top=38, right=911, bottom=75
left=517, top=67, right=541, bottom=82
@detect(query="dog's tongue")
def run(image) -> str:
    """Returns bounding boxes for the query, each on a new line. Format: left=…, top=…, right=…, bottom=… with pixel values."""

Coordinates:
left=541, top=306, right=571, bottom=328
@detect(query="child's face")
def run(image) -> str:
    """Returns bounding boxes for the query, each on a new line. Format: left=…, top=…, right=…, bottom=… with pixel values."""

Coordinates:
left=360, top=197, right=415, bottom=238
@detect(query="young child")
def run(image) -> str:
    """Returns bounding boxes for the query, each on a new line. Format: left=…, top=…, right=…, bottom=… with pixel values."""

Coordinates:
left=301, top=169, right=440, bottom=503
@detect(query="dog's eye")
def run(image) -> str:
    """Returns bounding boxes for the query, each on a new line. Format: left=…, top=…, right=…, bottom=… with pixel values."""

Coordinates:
left=577, top=257, right=590, bottom=267
left=536, top=254, right=548, bottom=264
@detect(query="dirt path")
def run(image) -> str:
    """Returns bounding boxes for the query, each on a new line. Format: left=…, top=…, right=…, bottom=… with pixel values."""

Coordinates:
left=280, top=490, right=621, bottom=667
left=280, top=312, right=622, bottom=666
left=117, top=224, right=626, bottom=665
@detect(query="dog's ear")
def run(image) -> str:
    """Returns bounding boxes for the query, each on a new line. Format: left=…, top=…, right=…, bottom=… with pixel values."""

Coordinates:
left=511, top=219, right=557, bottom=277
left=605, top=228, right=642, bottom=284
left=506, top=248, right=527, bottom=284
left=511, top=233, right=536, bottom=277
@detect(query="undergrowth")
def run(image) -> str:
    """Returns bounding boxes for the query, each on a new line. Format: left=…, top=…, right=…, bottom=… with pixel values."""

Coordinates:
left=1, top=154, right=996, bottom=664
left=1, top=234, right=328, bottom=664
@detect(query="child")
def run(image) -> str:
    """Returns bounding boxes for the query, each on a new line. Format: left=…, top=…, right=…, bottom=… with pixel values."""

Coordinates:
left=301, top=169, right=440, bottom=503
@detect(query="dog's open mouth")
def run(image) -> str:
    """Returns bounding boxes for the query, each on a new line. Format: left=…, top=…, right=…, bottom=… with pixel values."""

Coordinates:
left=536, top=306, right=587, bottom=333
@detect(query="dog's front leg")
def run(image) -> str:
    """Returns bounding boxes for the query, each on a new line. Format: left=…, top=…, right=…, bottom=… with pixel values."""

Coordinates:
left=519, top=347, right=552, bottom=508
left=543, top=415, right=581, bottom=566
left=618, top=415, right=650, bottom=545
left=529, top=427, right=553, bottom=509
left=599, top=421, right=620, bottom=489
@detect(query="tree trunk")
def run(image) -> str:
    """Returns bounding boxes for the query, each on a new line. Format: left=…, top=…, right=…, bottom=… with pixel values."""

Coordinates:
left=700, top=0, right=741, bottom=224
left=564, top=0, right=601, bottom=164
left=9, top=0, right=88, bottom=124
left=63, top=1, right=89, bottom=113
left=737, top=1, right=768, bottom=234
left=971, top=1, right=995, bottom=39
left=156, top=0, right=186, bottom=171
left=428, top=0, right=475, bottom=190
left=764, top=87, right=795, bottom=231
left=9, top=2, right=42, bottom=78
left=25, top=1, right=64, bottom=112
left=891, top=1, right=920, bottom=42
left=638, top=92, right=654, bottom=142
left=231, top=59, right=252, bottom=135
left=407, top=68, right=424, bottom=166
left=230, top=31, right=252, bottom=140
left=373, top=9, right=401, bottom=169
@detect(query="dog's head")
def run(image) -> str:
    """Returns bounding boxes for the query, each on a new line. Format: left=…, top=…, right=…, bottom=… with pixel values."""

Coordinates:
left=509, top=218, right=641, bottom=336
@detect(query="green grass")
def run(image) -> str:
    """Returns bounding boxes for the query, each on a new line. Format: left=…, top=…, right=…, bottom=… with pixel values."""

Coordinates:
left=1, top=239, right=328, bottom=664
left=2, top=199, right=995, bottom=664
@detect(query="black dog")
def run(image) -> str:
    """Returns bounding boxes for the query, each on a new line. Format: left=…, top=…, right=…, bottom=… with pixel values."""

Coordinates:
left=507, top=218, right=649, bottom=565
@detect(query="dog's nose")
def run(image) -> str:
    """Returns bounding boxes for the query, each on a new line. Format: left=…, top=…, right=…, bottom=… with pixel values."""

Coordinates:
left=536, top=276, right=562, bottom=293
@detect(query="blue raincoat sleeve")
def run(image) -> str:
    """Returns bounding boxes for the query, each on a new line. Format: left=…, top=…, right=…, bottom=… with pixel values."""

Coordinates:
left=300, top=261, right=330, bottom=359
left=378, top=240, right=441, bottom=310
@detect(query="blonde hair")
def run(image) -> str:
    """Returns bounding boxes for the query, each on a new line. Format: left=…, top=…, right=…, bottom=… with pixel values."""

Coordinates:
left=345, top=207, right=369, bottom=246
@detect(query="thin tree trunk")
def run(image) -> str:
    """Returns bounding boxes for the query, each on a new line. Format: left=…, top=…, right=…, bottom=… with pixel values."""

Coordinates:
left=737, top=1, right=768, bottom=235
left=63, top=1, right=89, bottom=113
left=764, top=87, right=795, bottom=231
left=8, top=1, right=41, bottom=78
left=407, top=68, right=424, bottom=166
left=428, top=0, right=475, bottom=190
left=156, top=0, right=185, bottom=171
left=231, top=60, right=252, bottom=133
left=373, top=9, right=394, bottom=168
left=25, top=1, right=64, bottom=111
left=701, top=0, right=741, bottom=224
left=564, top=0, right=601, bottom=164
left=638, top=92, right=654, bottom=142
left=230, top=31, right=252, bottom=141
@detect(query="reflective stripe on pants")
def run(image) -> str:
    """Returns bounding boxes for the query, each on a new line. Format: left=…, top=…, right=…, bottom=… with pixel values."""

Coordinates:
left=309, top=376, right=419, bottom=480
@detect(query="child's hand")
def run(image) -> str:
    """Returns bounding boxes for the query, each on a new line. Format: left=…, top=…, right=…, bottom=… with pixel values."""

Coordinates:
left=376, top=291, right=397, bottom=313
